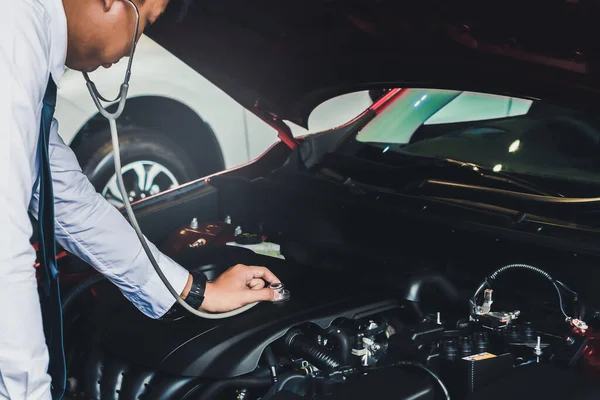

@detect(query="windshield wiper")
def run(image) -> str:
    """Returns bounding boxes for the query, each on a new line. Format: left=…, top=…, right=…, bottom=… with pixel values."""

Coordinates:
left=433, top=158, right=564, bottom=197
left=422, top=179, right=600, bottom=204
left=319, top=152, right=563, bottom=198
left=415, top=179, right=600, bottom=219
left=318, top=168, right=600, bottom=226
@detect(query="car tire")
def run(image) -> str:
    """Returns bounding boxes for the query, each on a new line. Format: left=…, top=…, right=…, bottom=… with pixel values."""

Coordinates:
left=79, top=128, right=199, bottom=207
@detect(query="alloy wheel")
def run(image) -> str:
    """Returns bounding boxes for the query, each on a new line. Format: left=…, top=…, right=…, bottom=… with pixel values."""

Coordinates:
left=101, top=160, right=180, bottom=207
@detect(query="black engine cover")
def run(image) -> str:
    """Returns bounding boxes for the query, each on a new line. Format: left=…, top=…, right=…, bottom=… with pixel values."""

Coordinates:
left=93, top=248, right=402, bottom=379
left=270, top=367, right=435, bottom=400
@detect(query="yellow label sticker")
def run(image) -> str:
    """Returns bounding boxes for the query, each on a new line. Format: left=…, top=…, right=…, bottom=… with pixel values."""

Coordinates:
left=462, top=352, right=497, bottom=361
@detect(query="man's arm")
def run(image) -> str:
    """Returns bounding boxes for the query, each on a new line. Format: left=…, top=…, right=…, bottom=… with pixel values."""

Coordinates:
left=29, top=124, right=191, bottom=318
left=28, top=125, right=282, bottom=317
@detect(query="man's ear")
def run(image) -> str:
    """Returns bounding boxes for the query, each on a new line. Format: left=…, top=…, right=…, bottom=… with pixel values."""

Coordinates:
left=101, top=0, right=132, bottom=18
left=102, top=0, right=116, bottom=12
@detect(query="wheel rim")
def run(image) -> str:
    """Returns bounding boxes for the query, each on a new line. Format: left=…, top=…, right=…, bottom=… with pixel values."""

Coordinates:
left=101, top=160, right=180, bottom=207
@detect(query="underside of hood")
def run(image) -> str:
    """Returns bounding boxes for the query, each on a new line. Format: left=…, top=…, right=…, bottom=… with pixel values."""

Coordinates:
left=147, top=0, right=600, bottom=128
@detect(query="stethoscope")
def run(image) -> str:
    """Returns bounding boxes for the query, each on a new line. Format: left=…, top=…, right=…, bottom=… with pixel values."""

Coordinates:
left=82, top=0, right=140, bottom=121
left=80, top=0, right=268, bottom=319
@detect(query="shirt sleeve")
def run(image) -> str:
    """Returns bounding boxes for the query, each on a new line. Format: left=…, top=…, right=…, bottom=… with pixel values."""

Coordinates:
left=29, top=124, right=191, bottom=318
left=0, top=3, right=53, bottom=400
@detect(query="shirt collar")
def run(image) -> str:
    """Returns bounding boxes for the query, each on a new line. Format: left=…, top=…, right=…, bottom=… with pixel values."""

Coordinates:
left=46, top=0, right=68, bottom=87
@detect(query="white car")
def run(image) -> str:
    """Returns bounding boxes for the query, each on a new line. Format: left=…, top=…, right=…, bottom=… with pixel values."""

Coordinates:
left=56, top=35, right=308, bottom=207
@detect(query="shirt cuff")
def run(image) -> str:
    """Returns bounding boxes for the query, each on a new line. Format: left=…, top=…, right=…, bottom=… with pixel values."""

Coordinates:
left=136, top=253, right=190, bottom=319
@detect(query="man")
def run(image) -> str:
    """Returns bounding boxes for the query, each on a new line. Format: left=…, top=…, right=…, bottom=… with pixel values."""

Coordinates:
left=0, top=0, right=281, bottom=399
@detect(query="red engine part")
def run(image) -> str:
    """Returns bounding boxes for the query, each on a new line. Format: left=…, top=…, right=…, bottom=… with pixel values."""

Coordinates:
left=163, top=220, right=235, bottom=254
left=572, top=325, right=600, bottom=380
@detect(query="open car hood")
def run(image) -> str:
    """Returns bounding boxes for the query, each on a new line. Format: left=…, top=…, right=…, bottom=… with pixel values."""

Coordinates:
left=147, top=0, right=600, bottom=128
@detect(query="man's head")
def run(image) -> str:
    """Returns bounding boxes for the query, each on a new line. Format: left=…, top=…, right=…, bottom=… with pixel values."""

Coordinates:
left=62, top=0, right=169, bottom=72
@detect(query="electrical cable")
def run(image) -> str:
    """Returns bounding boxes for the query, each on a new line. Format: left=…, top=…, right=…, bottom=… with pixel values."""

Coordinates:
left=555, top=280, right=584, bottom=319
left=555, top=280, right=578, bottom=298
left=472, top=263, right=574, bottom=320
left=82, top=0, right=260, bottom=319
left=555, top=283, right=569, bottom=319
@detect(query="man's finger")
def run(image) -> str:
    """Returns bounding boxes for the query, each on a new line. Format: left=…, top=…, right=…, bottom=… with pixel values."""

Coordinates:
left=248, top=278, right=264, bottom=290
left=245, top=287, right=277, bottom=302
left=246, top=266, right=280, bottom=284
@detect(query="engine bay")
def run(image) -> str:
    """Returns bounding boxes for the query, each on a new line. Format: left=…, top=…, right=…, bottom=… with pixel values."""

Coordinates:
left=60, top=173, right=600, bottom=400
left=63, top=235, right=600, bottom=399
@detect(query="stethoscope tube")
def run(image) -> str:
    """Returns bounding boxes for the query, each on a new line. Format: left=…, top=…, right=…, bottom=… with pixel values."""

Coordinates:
left=82, top=0, right=260, bottom=319
left=82, top=0, right=139, bottom=120
left=85, top=82, right=129, bottom=120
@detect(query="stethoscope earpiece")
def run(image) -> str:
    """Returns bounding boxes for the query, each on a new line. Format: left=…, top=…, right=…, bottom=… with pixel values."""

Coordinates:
left=83, top=0, right=140, bottom=120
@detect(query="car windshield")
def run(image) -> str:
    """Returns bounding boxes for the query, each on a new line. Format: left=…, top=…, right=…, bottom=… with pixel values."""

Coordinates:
left=343, top=88, right=600, bottom=197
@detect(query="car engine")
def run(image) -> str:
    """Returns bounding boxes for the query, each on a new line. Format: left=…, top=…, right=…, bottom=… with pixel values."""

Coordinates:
left=61, top=214, right=600, bottom=400
left=55, top=170, right=600, bottom=400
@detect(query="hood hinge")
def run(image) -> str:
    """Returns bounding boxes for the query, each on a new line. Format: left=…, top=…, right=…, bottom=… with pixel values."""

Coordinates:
left=253, top=100, right=299, bottom=150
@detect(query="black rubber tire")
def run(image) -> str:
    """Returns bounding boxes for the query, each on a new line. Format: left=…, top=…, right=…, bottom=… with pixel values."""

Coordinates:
left=78, top=128, right=199, bottom=196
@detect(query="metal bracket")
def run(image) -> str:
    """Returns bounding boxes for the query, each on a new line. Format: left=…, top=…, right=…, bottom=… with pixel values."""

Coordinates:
left=253, top=99, right=299, bottom=150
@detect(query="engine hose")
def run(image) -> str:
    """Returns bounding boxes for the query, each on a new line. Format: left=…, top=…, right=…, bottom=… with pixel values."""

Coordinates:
left=405, top=271, right=460, bottom=320
left=261, top=373, right=307, bottom=400
left=405, top=272, right=459, bottom=304
left=472, top=263, right=573, bottom=320
left=263, top=346, right=277, bottom=364
left=263, top=345, right=279, bottom=383
left=61, top=274, right=107, bottom=315
left=285, top=330, right=342, bottom=371
left=326, top=326, right=351, bottom=364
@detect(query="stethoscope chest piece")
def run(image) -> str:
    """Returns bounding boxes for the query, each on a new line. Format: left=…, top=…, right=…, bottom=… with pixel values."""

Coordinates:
left=269, top=282, right=291, bottom=303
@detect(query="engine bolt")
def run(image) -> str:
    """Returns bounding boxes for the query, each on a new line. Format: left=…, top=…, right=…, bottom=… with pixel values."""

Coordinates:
left=534, top=336, right=543, bottom=358
left=566, top=336, right=575, bottom=346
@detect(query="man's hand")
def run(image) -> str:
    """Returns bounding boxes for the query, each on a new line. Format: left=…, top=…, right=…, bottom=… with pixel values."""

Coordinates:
left=198, top=264, right=281, bottom=313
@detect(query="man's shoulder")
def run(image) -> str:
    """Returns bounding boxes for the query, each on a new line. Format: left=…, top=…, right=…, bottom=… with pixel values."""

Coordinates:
left=0, top=0, right=54, bottom=102
left=1, top=0, right=51, bottom=37
left=3, top=0, right=49, bottom=20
